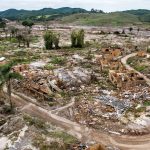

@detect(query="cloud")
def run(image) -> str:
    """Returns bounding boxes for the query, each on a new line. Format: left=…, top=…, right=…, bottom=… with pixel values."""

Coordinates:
left=0, top=0, right=149, bottom=12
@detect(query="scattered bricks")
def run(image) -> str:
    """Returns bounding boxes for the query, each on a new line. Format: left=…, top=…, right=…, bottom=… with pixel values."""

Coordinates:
left=99, top=58, right=109, bottom=71
left=12, top=64, right=29, bottom=73
left=137, top=51, right=146, bottom=57
left=97, top=48, right=123, bottom=71
left=110, top=49, right=122, bottom=58
left=87, top=144, right=106, bottom=150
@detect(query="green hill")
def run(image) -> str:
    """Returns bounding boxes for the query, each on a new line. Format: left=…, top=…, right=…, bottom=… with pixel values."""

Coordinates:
left=0, top=7, right=87, bottom=20
left=60, top=12, right=144, bottom=26
left=124, top=9, right=150, bottom=22
left=0, top=8, right=149, bottom=26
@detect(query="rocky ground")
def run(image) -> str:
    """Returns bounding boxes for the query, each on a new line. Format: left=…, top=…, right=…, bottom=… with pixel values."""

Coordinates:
left=0, top=24, right=150, bottom=149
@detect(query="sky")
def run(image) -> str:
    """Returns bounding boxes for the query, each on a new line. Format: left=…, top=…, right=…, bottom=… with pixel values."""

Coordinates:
left=0, top=0, right=150, bottom=12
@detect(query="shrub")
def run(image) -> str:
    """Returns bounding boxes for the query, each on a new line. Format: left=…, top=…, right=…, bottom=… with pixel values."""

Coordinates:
left=71, top=30, right=77, bottom=47
left=147, top=47, right=150, bottom=53
left=71, top=29, right=85, bottom=48
left=43, top=31, right=53, bottom=50
left=43, top=31, right=60, bottom=50
left=53, top=33, right=60, bottom=49
left=77, top=29, right=84, bottom=48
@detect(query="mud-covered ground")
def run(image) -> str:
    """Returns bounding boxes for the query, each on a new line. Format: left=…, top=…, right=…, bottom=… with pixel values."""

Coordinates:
left=0, top=24, right=150, bottom=149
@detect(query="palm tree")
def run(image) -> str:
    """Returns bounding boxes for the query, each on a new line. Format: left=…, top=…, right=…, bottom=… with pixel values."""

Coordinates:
left=0, top=63, right=22, bottom=109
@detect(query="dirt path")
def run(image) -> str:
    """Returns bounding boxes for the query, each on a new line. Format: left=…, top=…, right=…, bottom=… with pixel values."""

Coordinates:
left=121, top=52, right=150, bottom=86
left=3, top=87, right=150, bottom=150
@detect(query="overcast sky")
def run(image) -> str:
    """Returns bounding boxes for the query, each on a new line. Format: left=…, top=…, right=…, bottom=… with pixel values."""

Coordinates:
left=0, top=0, right=150, bottom=12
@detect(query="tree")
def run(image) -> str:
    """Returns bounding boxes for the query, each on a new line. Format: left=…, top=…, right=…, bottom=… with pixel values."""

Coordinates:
left=22, top=20, right=34, bottom=28
left=9, top=26, right=18, bottom=39
left=90, top=8, right=104, bottom=13
left=16, top=29, right=32, bottom=48
left=0, top=63, right=22, bottom=109
left=0, top=20, right=7, bottom=38
left=0, top=20, right=6, bottom=30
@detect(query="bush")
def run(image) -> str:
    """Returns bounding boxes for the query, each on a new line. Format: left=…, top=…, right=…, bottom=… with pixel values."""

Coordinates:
left=71, top=29, right=85, bottom=48
left=43, top=31, right=53, bottom=50
left=147, top=47, right=150, bottom=53
left=77, top=29, right=84, bottom=48
left=43, top=31, right=60, bottom=50
left=53, top=33, right=60, bottom=49
left=71, top=30, right=77, bottom=47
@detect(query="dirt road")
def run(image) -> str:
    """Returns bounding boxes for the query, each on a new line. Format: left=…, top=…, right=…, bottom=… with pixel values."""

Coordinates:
left=121, top=52, right=150, bottom=86
left=3, top=88, right=150, bottom=150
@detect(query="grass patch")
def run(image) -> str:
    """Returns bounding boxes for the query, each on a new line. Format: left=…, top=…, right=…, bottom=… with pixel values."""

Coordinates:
left=143, top=101, right=150, bottom=106
left=49, top=131, right=77, bottom=145
left=33, top=135, right=66, bottom=150
left=44, top=64, right=55, bottom=70
left=135, top=65, right=147, bottom=72
left=147, top=48, right=150, bottom=53
left=127, top=58, right=133, bottom=64
left=23, top=115, right=47, bottom=129
left=51, top=56, right=66, bottom=65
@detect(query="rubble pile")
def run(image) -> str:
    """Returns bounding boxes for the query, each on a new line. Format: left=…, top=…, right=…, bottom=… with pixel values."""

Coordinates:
left=53, top=67, right=92, bottom=90
left=119, top=87, right=150, bottom=101
left=58, top=97, right=124, bottom=132
left=12, top=64, right=53, bottom=102
left=96, top=48, right=124, bottom=71
left=95, top=95, right=131, bottom=117
left=12, top=62, right=92, bottom=103
left=109, top=70, right=145, bottom=89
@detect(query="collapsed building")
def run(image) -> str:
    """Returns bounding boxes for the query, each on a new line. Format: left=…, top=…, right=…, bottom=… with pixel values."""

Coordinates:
left=96, top=48, right=125, bottom=71
left=12, top=63, right=92, bottom=101
left=109, top=70, right=145, bottom=89
left=12, top=64, right=53, bottom=101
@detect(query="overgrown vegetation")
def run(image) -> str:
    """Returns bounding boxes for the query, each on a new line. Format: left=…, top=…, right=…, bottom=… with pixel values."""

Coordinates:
left=43, top=31, right=60, bottom=50
left=71, top=29, right=85, bottom=48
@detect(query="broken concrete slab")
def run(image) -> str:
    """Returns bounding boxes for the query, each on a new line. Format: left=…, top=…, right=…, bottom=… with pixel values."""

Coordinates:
left=30, top=61, right=46, bottom=69
left=53, top=67, right=91, bottom=89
